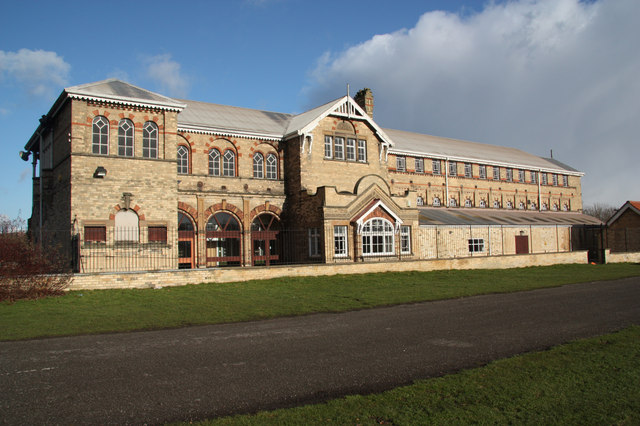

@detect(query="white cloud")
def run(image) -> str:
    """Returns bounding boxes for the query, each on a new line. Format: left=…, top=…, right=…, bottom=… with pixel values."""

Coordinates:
left=305, top=0, right=640, bottom=208
left=143, top=54, right=190, bottom=98
left=0, top=49, right=70, bottom=97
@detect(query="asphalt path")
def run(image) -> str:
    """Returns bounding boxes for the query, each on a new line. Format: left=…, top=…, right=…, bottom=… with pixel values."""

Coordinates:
left=1, top=277, right=640, bottom=425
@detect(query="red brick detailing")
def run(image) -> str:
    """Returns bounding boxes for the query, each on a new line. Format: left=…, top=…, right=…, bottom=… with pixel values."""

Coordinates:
left=93, top=109, right=100, bottom=116
left=249, top=203, right=282, bottom=220
left=203, top=203, right=244, bottom=222
left=109, top=203, right=146, bottom=222
left=103, top=111, right=110, bottom=117
left=178, top=202, right=198, bottom=222
left=119, top=113, right=125, bottom=119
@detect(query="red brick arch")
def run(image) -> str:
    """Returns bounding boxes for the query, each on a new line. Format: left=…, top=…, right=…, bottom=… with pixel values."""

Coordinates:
left=178, top=202, right=198, bottom=222
left=249, top=203, right=282, bottom=221
left=203, top=202, right=244, bottom=222
left=108, top=203, right=146, bottom=221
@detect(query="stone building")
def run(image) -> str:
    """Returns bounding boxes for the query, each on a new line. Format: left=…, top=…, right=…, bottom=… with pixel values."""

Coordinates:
left=22, top=80, right=600, bottom=272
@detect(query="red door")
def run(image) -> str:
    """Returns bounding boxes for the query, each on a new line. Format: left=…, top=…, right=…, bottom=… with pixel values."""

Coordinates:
left=515, top=235, right=529, bottom=254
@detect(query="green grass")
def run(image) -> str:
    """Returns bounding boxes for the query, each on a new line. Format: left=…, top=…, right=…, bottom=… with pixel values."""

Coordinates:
left=196, top=326, right=640, bottom=425
left=1, top=263, right=639, bottom=341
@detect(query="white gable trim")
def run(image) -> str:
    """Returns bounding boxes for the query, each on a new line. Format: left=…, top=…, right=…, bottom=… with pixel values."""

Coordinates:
left=296, top=96, right=394, bottom=149
left=354, top=199, right=403, bottom=233
left=606, top=201, right=640, bottom=226
left=67, top=91, right=185, bottom=112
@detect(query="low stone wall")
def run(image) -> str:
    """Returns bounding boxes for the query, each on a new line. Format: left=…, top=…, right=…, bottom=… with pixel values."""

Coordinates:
left=69, top=251, right=588, bottom=290
left=606, top=251, right=640, bottom=264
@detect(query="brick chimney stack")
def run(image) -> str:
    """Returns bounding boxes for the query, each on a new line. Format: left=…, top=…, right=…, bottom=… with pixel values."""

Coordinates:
left=354, top=88, right=374, bottom=118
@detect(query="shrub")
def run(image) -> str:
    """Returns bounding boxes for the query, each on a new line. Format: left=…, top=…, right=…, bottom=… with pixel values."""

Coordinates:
left=0, top=232, right=70, bottom=302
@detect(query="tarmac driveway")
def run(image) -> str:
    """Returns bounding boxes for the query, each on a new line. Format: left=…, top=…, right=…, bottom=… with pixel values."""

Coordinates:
left=1, top=277, right=639, bottom=424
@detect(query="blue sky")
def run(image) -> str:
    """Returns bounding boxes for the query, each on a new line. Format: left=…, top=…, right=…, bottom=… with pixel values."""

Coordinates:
left=1, top=0, right=638, bottom=221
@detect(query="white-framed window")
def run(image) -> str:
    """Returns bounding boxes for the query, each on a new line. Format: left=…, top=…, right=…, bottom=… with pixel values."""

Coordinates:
left=541, top=202, right=548, bottom=211
left=308, top=228, right=321, bottom=257
left=417, top=196, right=424, bottom=206
left=552, top=202, right=559, bottom=211
left=493, top=200, right=500, bottom=208
left=92, top=116, right=109, bottom=155
left=357, top=139, right=367, bottom=162
left=142, top=121, right=158, bottom=159
left=266, top=153, right=278, bottom=180
left=361, top=218, right=394, bottom=256
left=223, top=150, right=236, bottom=176
left=530, top=202, right=537, bottom=210
left=334, top=137, right=345, bottom=160
left=519, top=169, right=525, bottom=182
left=562, top=175, right=569, bottom=187
left=506, top=168, right=513, bottom=182
left=177, top=145, right=189, bottom=175
left=346, top=138, right=356, bottom=161
left=209, top=149, right=220, bottom=176
left=449, top=161, right=457, bottom=177
left=400, top=225, right=411, bottom=254
left=506, top=200, right=513, bottom=209
left=493, top=166, right=500, bottom=180
left=518, top=201, right=525, bottom=210
left=432, top=160, right=441, bottom=175
left=541, top=173, right=548, bottom=185
left=531, top=171, right=538, bottom=184
left=415, top=158, right=424, bottom=173
left=117, top=119, right=134, bottom=157
left=562, top=203, right=569, bottom=211
left=468, top=238, right=485, bottom=253
left=324, top=135, right=333, bottom=159
left=479, top=165, right=486, bottom=179
left=449, top=198, right=457, bottom=207
left=552, top=174, right=558, bottom=186
left=334, top=225, right=348, bottom=257
left=433, top=196, right=441, bottom=207
left=479, top=199, right=486, bottom=208
left=464, top=199, right=472, bottom=207
left=464, top=163, right=472, bottom=178
left=396, top=156, right=406, bottom=172
left=253, top=153, right=264, bottom=178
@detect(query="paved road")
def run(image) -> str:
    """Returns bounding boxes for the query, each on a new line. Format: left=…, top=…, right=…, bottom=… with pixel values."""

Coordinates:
left=1, top=277, right=640, bottom=425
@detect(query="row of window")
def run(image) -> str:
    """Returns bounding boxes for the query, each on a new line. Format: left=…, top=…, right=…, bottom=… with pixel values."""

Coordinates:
left=308, top=219, right=411, bottom=258
left=417, top=195, right=569, bottom=211
left=92, top=116, right=159, bottom=158
left=396, top=157, right=570, bottom=187
left=176, top=146, right=279, bottom=179
left=324, top=136, right=367, bottom=162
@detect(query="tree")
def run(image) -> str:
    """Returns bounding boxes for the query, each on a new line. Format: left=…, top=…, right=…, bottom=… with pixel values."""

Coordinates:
left=583, top=203, right=617, bottom=222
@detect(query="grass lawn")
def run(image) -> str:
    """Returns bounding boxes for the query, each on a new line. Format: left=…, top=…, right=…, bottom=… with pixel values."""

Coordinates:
left=1, top=263, right=639, bottom=341
left=195, top=326, right=640, bottom=425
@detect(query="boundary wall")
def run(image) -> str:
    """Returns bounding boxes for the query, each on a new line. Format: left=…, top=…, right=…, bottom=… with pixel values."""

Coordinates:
left=69, top=251, right=588, bottom=290
left=605, top=249, right=640, bottom=264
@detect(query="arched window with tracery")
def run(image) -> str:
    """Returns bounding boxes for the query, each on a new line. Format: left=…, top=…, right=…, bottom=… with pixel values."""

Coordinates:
left=206, top=212, right=242, bottom=266
left=223, top=150, right=236, bottom=176
left=266, top=153, right=278, bottom=180
left=251, top=214, right=280, bottom=266
left=177, top=145, right=189, bottom=175
left=253, top=153, right=264, bottom=178
left=361, top=218, right=395, bottom=256
left=142, top=121, right=158, bottom=158
left=209, top=149, right=220, bottom=176
left=178, top=212, right=195, bottom=269
left=117, top=119, right=134, bottom=157
left=92, top=116, right=109, bottom=155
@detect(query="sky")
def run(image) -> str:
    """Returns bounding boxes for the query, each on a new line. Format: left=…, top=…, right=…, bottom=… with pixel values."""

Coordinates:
left=1, top=0, right=638, bottom=221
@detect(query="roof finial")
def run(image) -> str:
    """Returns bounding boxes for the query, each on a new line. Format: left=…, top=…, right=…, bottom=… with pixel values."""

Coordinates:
left=347, top=83, right=350, bottom=98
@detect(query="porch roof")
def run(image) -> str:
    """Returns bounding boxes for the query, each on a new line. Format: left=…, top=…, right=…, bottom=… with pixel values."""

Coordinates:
left=418, top=208, right=602, bottom=227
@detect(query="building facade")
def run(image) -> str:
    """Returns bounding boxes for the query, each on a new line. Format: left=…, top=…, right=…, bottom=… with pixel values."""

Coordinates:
left=22, top=80, right=598, bottom=272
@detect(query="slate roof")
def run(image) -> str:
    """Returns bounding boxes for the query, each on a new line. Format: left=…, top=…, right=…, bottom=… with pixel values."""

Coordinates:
left=25, top=79, right=583, bottom=176
left=384, top=128, right=577, bottom=174
left=418, top=208, right=602, bottom=227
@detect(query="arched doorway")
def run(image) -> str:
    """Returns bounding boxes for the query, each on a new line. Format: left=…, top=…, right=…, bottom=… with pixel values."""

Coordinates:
left=251, top=214, right=280, bottom=266
left=178, top=212, right=196, bottom=269
left=206, top=212, right=242, bottom=267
